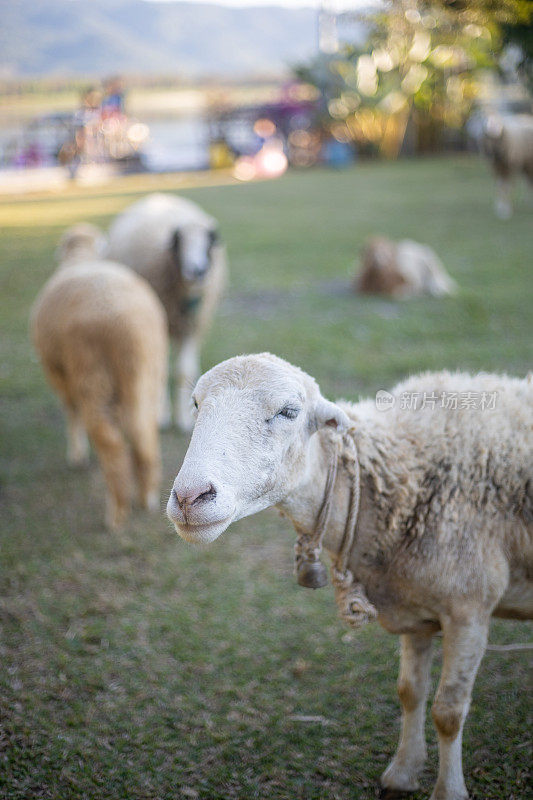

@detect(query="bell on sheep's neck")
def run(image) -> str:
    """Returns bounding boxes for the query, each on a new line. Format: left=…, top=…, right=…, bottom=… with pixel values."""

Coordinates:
left=296, top=557, right=328, bottom=589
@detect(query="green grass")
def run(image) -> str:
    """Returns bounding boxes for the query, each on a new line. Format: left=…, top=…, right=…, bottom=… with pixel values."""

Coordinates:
left=0, top=158, right=531, bottom=800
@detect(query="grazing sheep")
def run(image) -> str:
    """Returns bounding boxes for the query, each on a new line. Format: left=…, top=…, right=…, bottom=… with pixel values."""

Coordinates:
left=31, top=223, right=168, bottom=530
left=106, top=193, right=227, bottom=431
left=167, top=353, right=532, bottom=800
left=483, top=113, right=533, bottom=219
left=355, top=237, right=457, bottom=298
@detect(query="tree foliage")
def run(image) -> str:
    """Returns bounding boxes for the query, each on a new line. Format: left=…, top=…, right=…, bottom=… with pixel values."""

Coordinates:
left=420, top=0, right=532, bottom=25
left=295, top=0, right=532, bottom=157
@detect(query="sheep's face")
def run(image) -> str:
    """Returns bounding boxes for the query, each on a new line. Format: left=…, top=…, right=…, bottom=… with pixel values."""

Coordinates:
left=167, top=353, right=349, bottom=544
left=358, top=237, right=408, bottom=297
left=365, top=237, right=396, bottom=270
left=171, top=225, right=219, bottom=284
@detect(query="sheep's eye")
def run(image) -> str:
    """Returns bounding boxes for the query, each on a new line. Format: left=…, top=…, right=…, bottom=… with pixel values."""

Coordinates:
left=192, top=398, right=199, bottom=410
left=277, top=406, right=300, bottom=420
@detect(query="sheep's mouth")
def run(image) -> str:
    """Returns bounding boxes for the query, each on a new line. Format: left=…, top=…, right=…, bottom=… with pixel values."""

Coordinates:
left=172, top=513, right=235, bottom=544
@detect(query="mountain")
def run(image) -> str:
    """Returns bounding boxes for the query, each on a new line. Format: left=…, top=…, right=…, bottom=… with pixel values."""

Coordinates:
left=0, top=0, right=318, bottom=79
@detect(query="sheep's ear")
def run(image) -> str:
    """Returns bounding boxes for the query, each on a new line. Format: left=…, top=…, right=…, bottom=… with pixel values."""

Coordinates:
left=170, top=229, right=181, bottom=257
left=313, top=397, right=350, bottom=433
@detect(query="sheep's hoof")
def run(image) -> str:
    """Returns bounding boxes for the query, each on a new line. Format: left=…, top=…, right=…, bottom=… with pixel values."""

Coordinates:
left=143, top=490, right=160, bottom=513
left=379, top=764, right=420, bottom=798
left=67, top=454, right=90, bottom=469
left=428, top=786, right=468, bottom=800
left=67, top=443, right=90, bottom=468
left=105, top=503, right=128, bottom=531
left=379, top=787, right=416, bottom=799
left=494, top=200, right=512, bottom=220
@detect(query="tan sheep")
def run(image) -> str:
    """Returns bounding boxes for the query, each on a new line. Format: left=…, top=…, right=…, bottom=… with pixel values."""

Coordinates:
left=106, top=193, right=227, bottom=431
left=355, top=236, right=457, bottom=298
left=31, top=223, right=168, bottom=530
left=483, top=113, right=533, bottom=218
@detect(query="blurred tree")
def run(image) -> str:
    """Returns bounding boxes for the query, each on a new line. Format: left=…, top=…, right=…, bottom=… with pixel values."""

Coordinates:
left=428, top=0, right=533, bottom=87
left=421, top=1, right=531, bottom=25
left=295, top=0, right=532, bottom=157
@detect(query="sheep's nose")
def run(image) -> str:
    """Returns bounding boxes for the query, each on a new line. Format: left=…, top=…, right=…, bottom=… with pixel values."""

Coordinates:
left=192, top=262, right=209, bottom=279
left=172, top=482, right=216, bottom=509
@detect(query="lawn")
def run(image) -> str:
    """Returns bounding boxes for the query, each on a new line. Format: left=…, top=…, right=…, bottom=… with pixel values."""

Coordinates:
left=0, top=157, right=531, bottom=800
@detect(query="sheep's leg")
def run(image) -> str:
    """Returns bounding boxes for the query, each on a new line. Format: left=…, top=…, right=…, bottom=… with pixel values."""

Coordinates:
left=84, top=411, right=133, bottom=530
left=66, top=409, right=89, bottom=466
left=127, top=411, right=161, bottom=513
left=43, top=365, right=89, bottom=466
left=158, top=383, right=172, bottom=430
left=381, top=632, right=434, bottom=794
left=175, top=336, right=198, bottom=432
left=525, top=165, right=533, bottom=205
left=429, top=614, right=489, bottom=800
left=155, top=337, right=170, bottom=429
left=494, top=177, right=512, bottom=219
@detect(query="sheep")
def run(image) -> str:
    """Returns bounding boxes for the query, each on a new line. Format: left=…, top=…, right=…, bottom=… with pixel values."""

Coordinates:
left=483, top=113, right=533, bottom=219
left=31, top=223, right=168, bottom=530
left=355, top=237, right=457, bottom=298
left=106, top=193, right=227, bottom=431
left=166, top=353, right=532, bottom=800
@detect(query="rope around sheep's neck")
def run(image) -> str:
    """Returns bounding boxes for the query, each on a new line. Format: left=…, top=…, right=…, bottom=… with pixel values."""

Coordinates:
left=294, top=429, right=377, bottom=629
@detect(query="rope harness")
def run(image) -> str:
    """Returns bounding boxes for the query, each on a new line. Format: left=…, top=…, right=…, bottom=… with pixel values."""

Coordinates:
left=294, top=429, right=378, bottom=629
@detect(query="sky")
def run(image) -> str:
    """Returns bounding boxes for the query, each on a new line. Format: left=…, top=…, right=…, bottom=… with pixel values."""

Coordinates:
left=147, top=0, right=316, bottom=5
left=175, top=0, right=319, bottom=5
left=149, top=1, right=369, bottom=9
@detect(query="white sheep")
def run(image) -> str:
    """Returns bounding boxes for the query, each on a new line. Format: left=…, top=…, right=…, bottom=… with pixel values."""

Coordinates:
left=355, top=236, right=457, bottom=298
left=106, top=193, right=227, bottom=431
left=483, top=113, right=533, bottom=218
left=31, top=223, right=168, bottom=530
left=167, top=353, right=532, bottom=800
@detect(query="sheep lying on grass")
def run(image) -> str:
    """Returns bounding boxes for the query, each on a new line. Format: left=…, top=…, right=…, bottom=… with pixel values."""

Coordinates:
left=107, top=193, right=227, bottom=431
left=167, top=353, right=532, bottom=800
left=483, top=114, right=533, bottom=219
left=355, top=237, right=457, bottom=298
left=31, top=223, right=168, bottom=530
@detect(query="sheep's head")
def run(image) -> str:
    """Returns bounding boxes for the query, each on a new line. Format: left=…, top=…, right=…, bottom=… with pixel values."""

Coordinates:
left=170, top=224, right=220, bottom=284
left=167, top=353, right=350, bottom=543
left=57, top=223, right=107, bottom=264
left=357, top=236, right=407, bottom=296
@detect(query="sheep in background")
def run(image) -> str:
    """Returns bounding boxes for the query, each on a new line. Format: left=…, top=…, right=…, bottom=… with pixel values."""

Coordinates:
left=106, top=193, right=227, bottom=431
left=167, top=353, right=532, bottom=800
left=483, top=113, right=533, bottom=219
left=31, top=224, right=168, bottom=530
left=354, top=236, right=457, bottom=298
